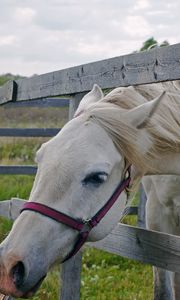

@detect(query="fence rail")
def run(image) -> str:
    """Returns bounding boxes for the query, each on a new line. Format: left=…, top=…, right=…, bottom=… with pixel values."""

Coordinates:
left=0, top=128, right=60, bottom=137
left=2, top=97, right=69, bottom=108
left=0, top=166, right=37, bottom=175
left=1, top=43, right=180, bottom=104
left=0, top=97, right=65, bottom=175
left=0, top=43, right=180, bottom=300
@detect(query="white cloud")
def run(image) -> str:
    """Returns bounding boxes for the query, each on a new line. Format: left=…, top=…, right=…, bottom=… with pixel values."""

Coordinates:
left=146, top=10, right=169, bottom=16
left=14, top=7, right=37, bottom=24
left=0, top=35, right=19, bottom=46
left=123, top=15, right=152, bottom=38
left=0, top=0, right=179, bottom=76
left=134, top=0, right=150, bottom=10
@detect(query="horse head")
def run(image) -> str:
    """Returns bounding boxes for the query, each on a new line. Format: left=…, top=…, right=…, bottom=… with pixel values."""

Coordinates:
left=0, top=85, right=167, bottom=298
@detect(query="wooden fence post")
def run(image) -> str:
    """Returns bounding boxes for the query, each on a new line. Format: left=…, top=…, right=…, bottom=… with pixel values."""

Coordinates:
left=138, top=183, right=147, bottom=228
left=68, top=92, right=86, bottom=120
left=60, top=252, right=83, bottom=300
left=138, top=185, right=173, bottom=300
left=60, top=92, right=86, bottom=300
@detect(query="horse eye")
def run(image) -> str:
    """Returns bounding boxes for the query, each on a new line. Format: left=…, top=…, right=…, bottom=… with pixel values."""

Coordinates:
left=82, top=172, right=108, bottom=186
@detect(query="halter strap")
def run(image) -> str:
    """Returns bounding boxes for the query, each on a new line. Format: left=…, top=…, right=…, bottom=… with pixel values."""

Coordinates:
left=21, top=167, right=131, bottom=262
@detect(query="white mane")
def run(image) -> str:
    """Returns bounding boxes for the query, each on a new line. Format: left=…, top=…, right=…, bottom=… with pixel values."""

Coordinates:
left=81, top=81, right=180, bottom=176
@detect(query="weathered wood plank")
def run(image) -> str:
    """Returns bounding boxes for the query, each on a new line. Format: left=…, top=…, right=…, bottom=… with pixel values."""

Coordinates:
left=90, top=223, right=180, bottom=273
left=153, top=267, right=173, bottom=300
left=0, top=128, right=60, bottom=137
left=0, top=199, right=26, bottom=220
left=0, top=81, right=17, bottom=104
left=60, top=252, right=82, bottom=300
left=138, top=184, right=147, bottom=228
left=68, top=92, right=86, bottom=119
left=0, top=44, right=179, bottom=101
left=2, top=98, right=69, bottom=108
left=0, top=166, right=37, bottom=175
left=122, top=206, right=138, bottom=216
left=60, top=93, right=84, bottom=300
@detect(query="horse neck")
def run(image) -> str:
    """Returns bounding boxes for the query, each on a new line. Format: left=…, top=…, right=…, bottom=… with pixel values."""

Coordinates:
left=144, top=153, right=180, bottom=176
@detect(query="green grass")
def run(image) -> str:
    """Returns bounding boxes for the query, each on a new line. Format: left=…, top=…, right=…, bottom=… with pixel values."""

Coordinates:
left=0, top=106, right=68, bottom=128
left=0, top=138, right=48, bottom=164
left=0, top=104, right=153, bottom=299
left=0, top=175, right=34, bottom=202
left=81, top=248, right=153, bottom=300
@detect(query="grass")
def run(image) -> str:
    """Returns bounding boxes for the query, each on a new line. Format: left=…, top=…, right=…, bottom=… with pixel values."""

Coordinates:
left=0, top=106, right=68, bottom=128
left=0, top=104, right=153, bottom=299
left=81, top=248, right=153, bottom=300
left=0, top=138, right=48, bottom=165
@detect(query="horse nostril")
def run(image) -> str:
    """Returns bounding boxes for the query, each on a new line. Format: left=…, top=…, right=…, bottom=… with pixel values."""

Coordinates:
left=11, top=261, right=25, bottom=289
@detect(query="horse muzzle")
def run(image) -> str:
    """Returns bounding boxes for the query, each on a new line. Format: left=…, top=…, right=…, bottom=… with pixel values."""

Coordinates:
left=0, top=249, right=46, bottom=298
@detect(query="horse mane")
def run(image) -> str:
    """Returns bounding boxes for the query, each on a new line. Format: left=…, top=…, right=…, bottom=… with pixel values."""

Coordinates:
left=84, top=81, right=180, bottom=175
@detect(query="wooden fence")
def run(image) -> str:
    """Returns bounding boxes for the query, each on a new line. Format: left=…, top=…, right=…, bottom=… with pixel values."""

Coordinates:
left=0, top=43, right=180, bottom=300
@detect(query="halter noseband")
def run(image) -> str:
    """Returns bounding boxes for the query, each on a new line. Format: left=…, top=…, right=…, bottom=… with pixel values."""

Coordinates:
left=20, top=167, right=131, bottom=262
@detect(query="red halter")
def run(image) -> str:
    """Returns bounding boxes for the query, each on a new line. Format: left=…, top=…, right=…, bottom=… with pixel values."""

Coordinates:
left=21, top=167, right=131, bottom=262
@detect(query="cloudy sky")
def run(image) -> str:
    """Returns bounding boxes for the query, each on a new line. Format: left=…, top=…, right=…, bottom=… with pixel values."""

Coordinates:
left=0, top=0, right=180, bottom=76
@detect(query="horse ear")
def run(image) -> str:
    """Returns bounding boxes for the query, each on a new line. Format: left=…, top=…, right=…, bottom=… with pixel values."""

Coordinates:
left=86, top=84, right=104, bottom=102
left=75, top=84, right=104, bottom=116
left=127, top=91, right=166, bottom=128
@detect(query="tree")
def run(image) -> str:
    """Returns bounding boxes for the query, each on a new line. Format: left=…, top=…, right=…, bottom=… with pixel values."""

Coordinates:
left=159, top=40, right=169, bottom=47
left=0, top=74, right=24, bottom=86
left=140, top=37, right=169, bottom=51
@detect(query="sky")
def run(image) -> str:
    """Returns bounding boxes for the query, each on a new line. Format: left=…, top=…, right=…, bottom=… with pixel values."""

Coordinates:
left=0, top=0, right=180, bottom=76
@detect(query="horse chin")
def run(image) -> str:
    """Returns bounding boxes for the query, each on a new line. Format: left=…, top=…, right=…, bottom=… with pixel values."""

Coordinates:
left=22, top=275, right=46, bottom=298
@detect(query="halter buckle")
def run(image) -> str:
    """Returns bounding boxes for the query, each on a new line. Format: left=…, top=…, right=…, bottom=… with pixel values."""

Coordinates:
left=81, top=219, right=92, bottom=233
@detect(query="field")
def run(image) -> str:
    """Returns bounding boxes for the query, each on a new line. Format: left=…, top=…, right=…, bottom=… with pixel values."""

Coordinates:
left=0, top=92, right=153, bottom=299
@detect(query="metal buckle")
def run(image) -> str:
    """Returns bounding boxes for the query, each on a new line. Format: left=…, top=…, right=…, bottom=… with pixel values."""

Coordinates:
left=81, top=219, right=92, bottom=233
left=125, top=168, right=130, bottom=180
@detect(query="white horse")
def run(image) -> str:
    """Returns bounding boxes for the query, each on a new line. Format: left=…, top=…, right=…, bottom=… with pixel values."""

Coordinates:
left=0, top=83, right=179, bottom=298
left=95, top=82, right=180, bottom=299
left=101, top=81, right=180, bottom=300
left=143, top=175, right=180, bottom=300
left=81, top=83, right=180, bottom=299
left=94, top=82, right=180, bottom=300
